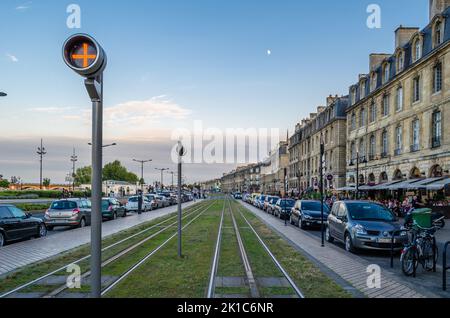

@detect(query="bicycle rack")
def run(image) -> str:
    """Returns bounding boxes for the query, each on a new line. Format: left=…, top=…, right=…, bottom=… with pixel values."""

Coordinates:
left=444, top=241, right=450, bottom=291
left=390, top=229, right=408, bottom=269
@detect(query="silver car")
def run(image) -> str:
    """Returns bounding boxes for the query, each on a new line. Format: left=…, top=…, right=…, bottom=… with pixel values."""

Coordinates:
left=44, top=199, right=92, bottom=230
left=326, top=201, right=408, bottom=253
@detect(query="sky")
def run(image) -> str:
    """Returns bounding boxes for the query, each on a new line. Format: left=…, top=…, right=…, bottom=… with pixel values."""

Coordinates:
left=0, top=0, right=429, bottom=184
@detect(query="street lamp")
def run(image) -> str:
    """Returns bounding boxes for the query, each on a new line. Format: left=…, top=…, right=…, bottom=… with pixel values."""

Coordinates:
left=155, top=168, right=169, bottom=190
left=166, top=171, right=175, bottom=190
left=0, top=92, right=7, bottom=97
left=37, top=139, right=47, bottom=190
left=88, top=142, right=117, bottom=148
left=320, top=135, right=325, bottom=247
left=70, top=148, right=78, bottom=192
left=133, top=159, right=152, bottom=215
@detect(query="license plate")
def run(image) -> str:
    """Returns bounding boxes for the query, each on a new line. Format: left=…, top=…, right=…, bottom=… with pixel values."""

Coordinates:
left=377, top=238, right=392, bottom=244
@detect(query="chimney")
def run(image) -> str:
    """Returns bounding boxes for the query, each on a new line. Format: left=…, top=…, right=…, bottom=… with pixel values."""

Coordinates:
left=395, top=26, right=419, bottom=49
left=369, top=53, right=391, bottom=72
left=429, top=0, right=450, bottom=21
left=326, top=94, right=338, bottom=106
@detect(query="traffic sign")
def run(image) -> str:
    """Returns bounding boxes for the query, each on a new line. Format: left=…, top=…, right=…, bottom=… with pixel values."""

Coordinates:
left=63, top=34, right=106, bottom=77
left=327, top=174, right=334, bottom=181
left=177, top=142, right=187, bottom=157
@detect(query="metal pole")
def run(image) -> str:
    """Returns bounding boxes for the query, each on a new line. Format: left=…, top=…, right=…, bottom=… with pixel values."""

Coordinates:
left=178, top=161, right=182, bottom=257
left=356, top=151, right=359, bottom=200
left=320, top=143, right=325, bottom=247
left=71, top=148, right=78, bottom=192
left=37, top=139, right=46, bottom=190
left=90, top=75, right=103, bottom=298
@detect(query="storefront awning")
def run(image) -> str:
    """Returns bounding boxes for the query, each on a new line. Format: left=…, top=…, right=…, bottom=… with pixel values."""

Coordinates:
left=336, top=186, right=356, bottom=192
left=425, top=178, right=450, bottom=191
left=369, top=180, right=402, bottom=190
left=385, top=179, right=423, bottom=190
left=405, top=178, right=444, bottom=190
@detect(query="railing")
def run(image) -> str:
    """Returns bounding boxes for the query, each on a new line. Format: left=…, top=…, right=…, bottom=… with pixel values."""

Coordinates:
left=444, top=241, right=450, bottom=291
left=410, top=144, right=420, bottom=153
left=394, top=149, right=402, bottom=156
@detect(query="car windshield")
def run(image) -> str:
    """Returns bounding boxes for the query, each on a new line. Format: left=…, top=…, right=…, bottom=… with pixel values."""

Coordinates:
left=302, top=202, right=330, bottom=212
left=128, top=197, right=138, bottom=203
left=146, top=195, right=155, bottom=200
left=280, top=199, right=295, bottom=207
left=347, top=203, right=395, bottom=222
left=51, top=201, right=77, bottom=210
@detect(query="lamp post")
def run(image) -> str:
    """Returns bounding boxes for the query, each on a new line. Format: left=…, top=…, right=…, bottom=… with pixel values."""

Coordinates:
left=133, top=159, right=152, bottom=214
left=155, top=168, right=169, bottom=191
left=320, top=136, right=325, bottom=247
left=88, top=142, right=117, bottom=148
left=63, top=33, right=107, bottom=298
left=37, top=139, right=46, bottom=190
left=0, top=92, right=6, bottom=97
left=70, top=148, right=78, bottom=192
left=167, top=171, right=175, bottom=190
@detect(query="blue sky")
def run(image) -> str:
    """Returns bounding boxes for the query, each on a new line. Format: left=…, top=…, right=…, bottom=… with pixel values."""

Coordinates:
left=0, top=0, right=430, bottom=183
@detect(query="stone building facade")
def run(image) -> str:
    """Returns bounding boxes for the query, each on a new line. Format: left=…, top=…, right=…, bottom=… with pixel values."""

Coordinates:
left=346, top=2, right=450, bottom=187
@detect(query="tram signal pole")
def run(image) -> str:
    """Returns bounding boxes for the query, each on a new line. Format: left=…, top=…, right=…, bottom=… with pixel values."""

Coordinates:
left=177, top=141, right=187, bottom=258
left=70, top=148, right=78, bottom=192
left=63, top=33, right=107, bottom=298
left=133, top=159, right=152, bottom=214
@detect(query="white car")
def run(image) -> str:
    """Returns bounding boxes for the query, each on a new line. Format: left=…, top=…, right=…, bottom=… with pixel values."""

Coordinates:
left=125, top=196, right=152, bottom=212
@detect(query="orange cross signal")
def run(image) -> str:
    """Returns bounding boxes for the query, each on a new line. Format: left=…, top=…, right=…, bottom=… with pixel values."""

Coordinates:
left=72, top=43, right=97, bottom=68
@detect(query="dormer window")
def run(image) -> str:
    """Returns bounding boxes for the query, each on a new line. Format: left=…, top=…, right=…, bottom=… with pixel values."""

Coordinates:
left=351, top=87, right=357, bottom=105
left=360, top=80, right=366, bottom=99
left=383, top=63, right=390, bottom=84
left=413, top=37, right=422, bottom=62
left=434, top=19, right=443, bottom=48
left=396, top=50, right=405, bottom=72
left=370, top=73, right=377, bottom=92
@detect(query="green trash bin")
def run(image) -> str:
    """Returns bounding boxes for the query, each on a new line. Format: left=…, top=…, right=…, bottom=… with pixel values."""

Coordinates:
left=412, top=208, right=433, bottom=229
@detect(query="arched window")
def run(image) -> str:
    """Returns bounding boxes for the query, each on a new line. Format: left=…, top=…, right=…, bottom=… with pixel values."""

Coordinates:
left=410, top=167, right=422, bottom=179
left=396, top=50, right=405, bottom=72
left=360, top=80, right=366, bottom=99
left=430, top=165, right=443, bottom=178
left=395, top=125, right=403, bottom=155
left=383, top=63, right=390, bottom=84
left=433, top=62, right=443, bottom=93
left=393, top=169, right=403, bottom=181
left=370, top=73, right=377, bottom=92
left=380, top=172, right=389, bottom=184
left=368, top=173, right=376, bottom=185
left=381, top=130, right=389, bottom=158
left=434, top=19, right=443, bottom=47
left=360, top=108, right=366, bottom=127
left=413, top=37, right=422, bottom=62
left=359, top=138, right=366, bottom=161
left=432, top=110, right=442, bottom=148
left=412, top=119, right=420, bottom=152
left=396, top=86, right=403, bottom=111
left=369, top=101, right=377, bottom=123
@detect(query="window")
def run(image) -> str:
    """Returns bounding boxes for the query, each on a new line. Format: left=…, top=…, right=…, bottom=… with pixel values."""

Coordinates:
left=435, top=20, right=442, bottom=47
left=369, top=102, right=377, bottom=123
left=360, top=108, right=366, bottom=127
left=395, top=126, right=403, bottom=155
left=432, top=111, right=442, bottom=148
left=350, top=142, right=356, bottom=163
left=0, top=207, right=12, bottom=220
left=383, top=64, right=390, bottom=84
left=396, top=86, right=403, bottom=111
left=360, top=81, right=366, bottom=99
left=351, top=88, right=357, bottom=105
left=359, top=138, right=366, bottom=160
left=351, top=113, right=356, bottom=130
left=369, top=135, right=376, bottom=160
left=397, top=51, right=404, bottom=72
left=433, top=63, right=443, bottom=93
left=8, top=207, right=26, bottom=219
left=382, top=95, right=390, bottom=117
left=381, top=130, right=388, bottom=157
left=413, top=76, right=421, bottom=102
left=412, top=119, right=420, bottom=152
left=414, top=39, right=422, bottom=62
left=371, top=73, right=377, bottom=92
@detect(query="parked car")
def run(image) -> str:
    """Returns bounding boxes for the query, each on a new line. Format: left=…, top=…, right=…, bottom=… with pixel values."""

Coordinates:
left=0, top=205, right=47, bottom=247
left=326, top=201, right=408, bottom=253
left=44, top=199, right=92, bottom=230
left=264, top=196, right=280, bottom=213
left=256, top=195, right=266, bottom=209
left=272, top=199, right=296, bottom=219
left=155, top=195, right=170, bottom=208
left=291, top=200, right=330, bottom=230
left=125, top=196, right=152, bottom=212
left=102, top=198, right=127, bottom=221
left=144, top=194, right=158, bottom=210
left=233, top=192, right=243, bottom=200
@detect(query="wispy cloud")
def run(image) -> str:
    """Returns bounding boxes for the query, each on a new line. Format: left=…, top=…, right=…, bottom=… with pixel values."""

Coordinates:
left=28, top=107, right=75, bottom=114
left=16, top=1, right=32, bottom=10
left=5, top=53, right=19, bottom=63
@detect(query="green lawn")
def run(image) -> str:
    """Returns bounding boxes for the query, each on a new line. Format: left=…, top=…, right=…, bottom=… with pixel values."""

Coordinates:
left=0, top=201, right=209, bottom=295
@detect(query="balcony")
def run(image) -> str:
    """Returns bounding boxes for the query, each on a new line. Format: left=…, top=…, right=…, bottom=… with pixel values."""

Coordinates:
left=381, top=152, right=388, bottom=159
left=432, top=137, right=441, bottom=149
left=369, top=154, right=376, bottom=161
left=394, top=149, right=402, bottom=156
left=410, top=144, right=419, bottom=153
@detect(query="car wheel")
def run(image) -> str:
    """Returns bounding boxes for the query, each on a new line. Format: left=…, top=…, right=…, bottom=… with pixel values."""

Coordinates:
left=300, top=217, right=307, bottom=230
left=345, top=233, right=356, bottom=253
left=325, top=226, right=334, bottom=243
left=36, top=224, right=47, bottom=238
left=79, top=218, right=86, bottom=228
left=0, top=232, right=5, bottom=247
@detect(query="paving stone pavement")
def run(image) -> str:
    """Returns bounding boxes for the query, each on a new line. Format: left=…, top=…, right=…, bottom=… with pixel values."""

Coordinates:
left=0, top=201, right=200, bottom=277
left=239, top=202, right=442, bottom=299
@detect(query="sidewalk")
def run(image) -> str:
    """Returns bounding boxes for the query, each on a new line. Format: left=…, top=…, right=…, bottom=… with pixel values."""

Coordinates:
left=239, top=202, right=443, bottom=298
left=0, top=201, right=200, bottom=277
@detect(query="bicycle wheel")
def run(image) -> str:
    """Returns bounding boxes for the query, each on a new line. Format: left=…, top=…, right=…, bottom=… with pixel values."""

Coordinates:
left=423, top=240, right=438, bottom=272
left=401, top=247, right=418, bottom=276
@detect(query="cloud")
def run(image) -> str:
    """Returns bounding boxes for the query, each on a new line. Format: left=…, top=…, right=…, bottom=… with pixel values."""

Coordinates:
left=28, top=107, right=76, bottom=114
left=16, top=1, right=32, bottom=10
left=6, top=53, right=18, bottom=63
left=103, top=96, right=192, bottom=126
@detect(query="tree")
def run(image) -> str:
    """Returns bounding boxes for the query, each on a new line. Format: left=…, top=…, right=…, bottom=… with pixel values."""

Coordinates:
left=0, top=179, right=10, bottom=188
left=103, top=161, right=139, bottom=183
left=74, top=166, right=92, bottom=185
left=43, top=178, right=51, bottom=187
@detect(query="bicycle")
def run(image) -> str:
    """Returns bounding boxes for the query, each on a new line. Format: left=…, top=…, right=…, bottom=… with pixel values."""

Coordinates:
left=401, top=224, right=439, bottom=277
